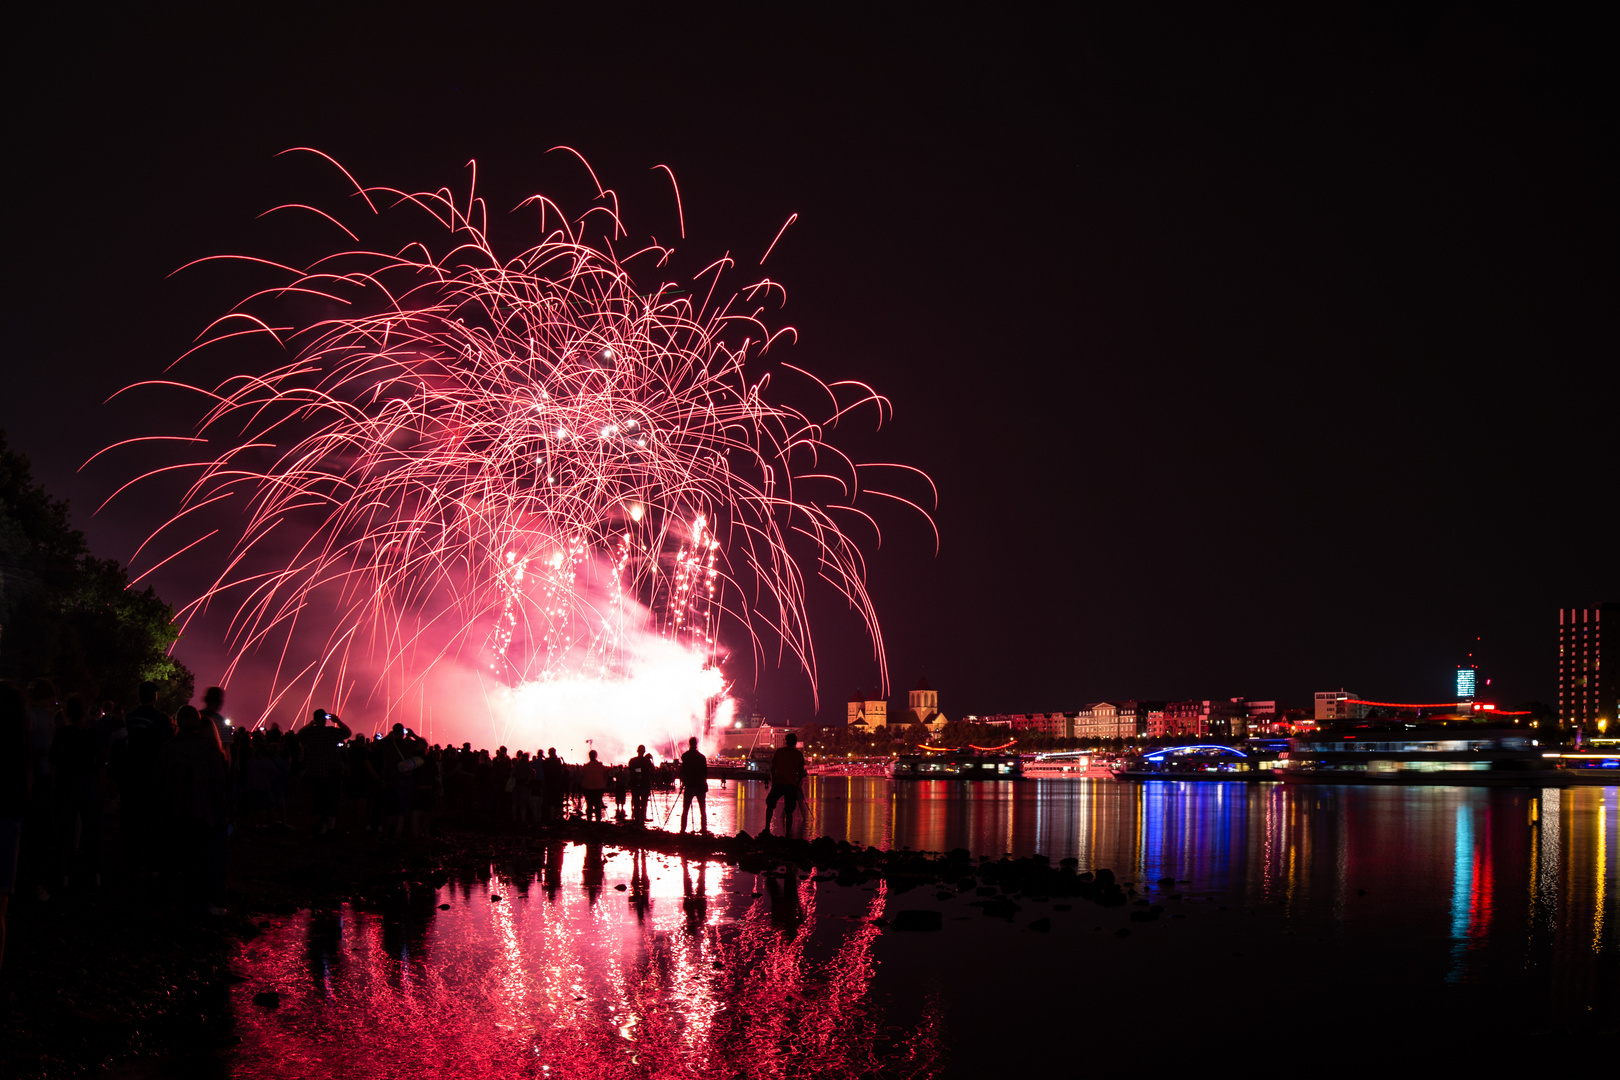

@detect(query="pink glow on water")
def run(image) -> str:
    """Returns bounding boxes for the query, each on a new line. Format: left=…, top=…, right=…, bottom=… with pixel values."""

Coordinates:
left=230, top=848, right=944, bottom=1079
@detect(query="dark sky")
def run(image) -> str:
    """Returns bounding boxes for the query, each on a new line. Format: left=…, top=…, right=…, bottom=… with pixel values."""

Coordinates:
left=5, top=4, right=1615, bottom=725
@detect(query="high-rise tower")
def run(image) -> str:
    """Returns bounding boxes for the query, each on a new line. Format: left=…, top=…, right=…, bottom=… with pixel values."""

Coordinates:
left=1456, top=636, right=1481, bottom=702
left=1559, top=604, right=1614, bottom=733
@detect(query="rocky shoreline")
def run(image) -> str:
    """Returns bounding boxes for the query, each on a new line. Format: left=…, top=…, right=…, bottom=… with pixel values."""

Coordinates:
left=3, top=814, right=1157, bottom=1078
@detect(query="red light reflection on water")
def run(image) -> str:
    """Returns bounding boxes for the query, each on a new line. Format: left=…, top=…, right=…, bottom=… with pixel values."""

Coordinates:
left=231, top=844, right=944, bottom=1079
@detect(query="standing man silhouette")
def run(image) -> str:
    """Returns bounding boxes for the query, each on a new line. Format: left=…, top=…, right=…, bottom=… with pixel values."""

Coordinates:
left=199, top=687, right=231, bottom=765
left=581, top=749, right=608, bottom=822
left=678, top=737, right=708, bottom=835
left=627, top=744, right=654, bottom=823
left=764, top=732, right=807, bottom=837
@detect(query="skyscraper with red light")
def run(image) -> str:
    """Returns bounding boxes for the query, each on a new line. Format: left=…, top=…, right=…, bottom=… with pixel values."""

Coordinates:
left=1457, top=635, right=1482, bottom=702
left=1558, top=604, right=1614, bottom=733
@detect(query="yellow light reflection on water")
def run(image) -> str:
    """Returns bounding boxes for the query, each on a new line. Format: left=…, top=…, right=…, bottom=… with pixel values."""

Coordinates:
left=1595, top=796, right=1608, bottom=953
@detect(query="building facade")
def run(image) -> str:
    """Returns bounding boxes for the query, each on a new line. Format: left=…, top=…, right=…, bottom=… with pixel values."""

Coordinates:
left=847, top=689, right=887, bottom=730
left=1560, top=604, right=1614, bottom=733
left=1073, top=703, right=1118, bottom=741
left=717, top=721, right=790, bottom=757
left=1073, top=703, right=1153, bottom=741
left=964, top=712, right=1066, bottom=736
left=1314, top=690, right=1365, bottom=723
left=1231, top=699, right=1277, bottom=735
left=906, top=676, right=949, bottom=730
left=1009, top=712, right=1073, bottom=737
left=1155, top=700, right=1253, bottom=739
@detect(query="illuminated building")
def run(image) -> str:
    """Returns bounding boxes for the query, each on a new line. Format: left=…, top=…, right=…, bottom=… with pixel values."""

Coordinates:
left=1230, top=698, right=1279, bottom=735
left=1457, top=634, right=1483, bottom=702
left=967, top=711, right=1065, bottom=735
left=846, top=688, right=887, bottom=730
left=717, top=717, right=789, bottom=757
left=905, top=675, right=950, bottom=731
left=1161, top=701, right=1201, bottom=737
left=1118, top=701, right=1166, bottom=737
left=1456, top=666, right=1477, bottom=701
left=1314, top=689, right=1366, bottom=723
left=1559, top=603, right=1614, bottom=733
left=1073, top=703, right=1129, bottom=741
left=1070, top=702, right=1164, bottom=740
left=996, top=712, right=1071, bottom=736
left=1162, top=700, right=1244, bottom=739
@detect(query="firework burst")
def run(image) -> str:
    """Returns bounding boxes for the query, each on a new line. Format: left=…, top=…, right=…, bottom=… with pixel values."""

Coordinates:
left=106, top=150, right=933, bottom=745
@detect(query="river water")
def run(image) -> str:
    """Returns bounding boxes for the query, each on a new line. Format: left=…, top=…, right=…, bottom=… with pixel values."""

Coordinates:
left=229, top=779, right=1618, bottom=1076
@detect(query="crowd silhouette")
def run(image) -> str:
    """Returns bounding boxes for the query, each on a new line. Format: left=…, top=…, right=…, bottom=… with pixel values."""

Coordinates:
left=0, top=677, right=817, bottom=972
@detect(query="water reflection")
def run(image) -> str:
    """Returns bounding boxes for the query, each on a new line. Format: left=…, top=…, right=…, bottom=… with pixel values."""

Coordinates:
left=233, top=781, right=1616, bottom=1076
left=1447, top=804, right=1494, bottom=982
left=233, top=844, right=943, bottom=1079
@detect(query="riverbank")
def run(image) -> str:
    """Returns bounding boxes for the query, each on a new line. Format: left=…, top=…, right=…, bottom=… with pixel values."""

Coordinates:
left=0, top=812, right=1131, bottom=1078
left=5, top=782, right=1615, bottom=1077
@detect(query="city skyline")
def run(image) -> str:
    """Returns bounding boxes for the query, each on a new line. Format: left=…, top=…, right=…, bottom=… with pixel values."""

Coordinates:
left=1, top=9, right=1613, bottom=1075
left=3, top=7, right=1614, bottom=727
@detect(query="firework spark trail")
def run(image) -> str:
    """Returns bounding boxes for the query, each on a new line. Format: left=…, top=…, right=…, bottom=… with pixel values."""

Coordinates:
left=106, top=152, right=934, bottom=745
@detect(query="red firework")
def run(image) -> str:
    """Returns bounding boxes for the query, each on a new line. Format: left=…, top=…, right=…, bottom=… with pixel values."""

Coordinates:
left=101, top=150, right=934, bottom=729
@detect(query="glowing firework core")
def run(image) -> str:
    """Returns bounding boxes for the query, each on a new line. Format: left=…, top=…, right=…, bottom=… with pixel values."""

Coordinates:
left=116, top=152, right=932, bottom=752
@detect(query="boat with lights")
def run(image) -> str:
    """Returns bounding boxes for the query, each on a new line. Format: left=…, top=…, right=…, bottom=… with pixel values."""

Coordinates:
left=1113, top=743, right=1278, bottom=782
left=889, top=749, right=1024, bottom=780
left=1274, top=727, right=1617, bottom=785
left=1021, top=752, right=1115, bottom=779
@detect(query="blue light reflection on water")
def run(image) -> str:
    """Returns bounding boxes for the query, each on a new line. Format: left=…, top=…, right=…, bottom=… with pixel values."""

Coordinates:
left=1451, top=803, right=1475, bottom=941
left=803, top=778, right=1615, bottom=972
left=1448, top=803, right=1477, bottom=982
left=228, top=780, right=1617, bottom=1078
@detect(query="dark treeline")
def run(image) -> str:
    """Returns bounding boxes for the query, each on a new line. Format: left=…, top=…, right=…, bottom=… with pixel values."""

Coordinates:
left=0, top=431, right=193, bottom=713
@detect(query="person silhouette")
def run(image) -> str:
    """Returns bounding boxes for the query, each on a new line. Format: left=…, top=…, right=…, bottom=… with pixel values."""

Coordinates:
left=681, top=855, right=708, bottom=936
left=763, top=732, right=808, bottom=838
left=679, top=737, right=708, bottom=835
left=581, top=750, right=607, bottom=822
left=627, top=744, right=654, bottom=822
left=628, top=846, right=651, bottom=922
left=582, top=839, right=605, bottom=904
left=541, top=749, right=566, bottom=822
left=199, top=687, right=231, bottom=765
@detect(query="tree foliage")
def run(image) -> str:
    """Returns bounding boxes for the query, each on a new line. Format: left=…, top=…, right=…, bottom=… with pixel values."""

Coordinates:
left=0, top=431, right=193, bottom=711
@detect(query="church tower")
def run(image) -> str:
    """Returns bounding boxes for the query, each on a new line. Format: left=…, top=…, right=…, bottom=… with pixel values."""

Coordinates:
left=847, top=687, right=887, bottom=729
left=909, top=675, right=938, bottom=721
left=906, top=674, right=948, bottom=730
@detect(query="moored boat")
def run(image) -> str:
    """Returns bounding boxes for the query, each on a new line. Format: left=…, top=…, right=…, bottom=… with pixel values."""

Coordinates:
left=890, top=751, right=1023, bottom=780
left=1113, top=743, right=1278, bottom=782
left=1272, top=727, right=1616, bottom=785
left=1021, top=752, right=1115, bottom=779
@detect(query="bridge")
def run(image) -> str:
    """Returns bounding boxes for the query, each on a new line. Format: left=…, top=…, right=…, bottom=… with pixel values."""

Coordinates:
left=1142, top=744, right=1249, bottom=764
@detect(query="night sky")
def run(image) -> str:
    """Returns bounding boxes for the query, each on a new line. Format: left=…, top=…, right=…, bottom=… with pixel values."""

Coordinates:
left=5, top=5, right=1614, bottom=726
